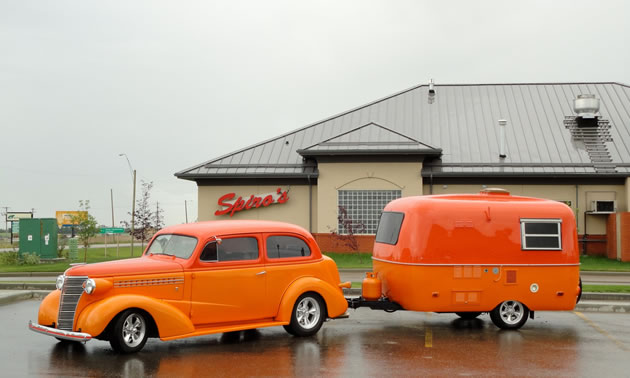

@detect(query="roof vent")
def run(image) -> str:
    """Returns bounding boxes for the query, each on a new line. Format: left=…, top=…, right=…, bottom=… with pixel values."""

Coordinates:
left=480, top=188, right=510, bottom=195
left=574, top=94, right=600, bottom=120
left=498, top=119, right=507, bottom=158
left=428, top=79, right=435, bottom=104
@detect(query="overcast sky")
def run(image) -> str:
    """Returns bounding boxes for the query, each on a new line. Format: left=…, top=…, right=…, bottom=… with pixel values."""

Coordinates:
left=1, top=0, right=629, bottom=227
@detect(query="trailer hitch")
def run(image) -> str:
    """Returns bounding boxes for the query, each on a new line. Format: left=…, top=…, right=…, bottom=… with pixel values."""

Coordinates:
left=347, top=297, right=404, bottom=312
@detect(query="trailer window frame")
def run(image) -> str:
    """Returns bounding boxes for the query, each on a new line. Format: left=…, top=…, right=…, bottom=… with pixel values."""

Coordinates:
left=520, top=218, right=562, bottom=251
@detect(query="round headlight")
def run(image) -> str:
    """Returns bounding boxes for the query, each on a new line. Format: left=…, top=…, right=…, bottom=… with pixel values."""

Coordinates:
left=83, top=279, right=96, bottom=294
left=56, top=275, right=65, bottom=290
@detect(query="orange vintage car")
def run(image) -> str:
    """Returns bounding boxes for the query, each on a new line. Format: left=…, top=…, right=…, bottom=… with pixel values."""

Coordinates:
left=29, top=220, right=350, bottom=353
left=354, top=189, right=581, bottom=330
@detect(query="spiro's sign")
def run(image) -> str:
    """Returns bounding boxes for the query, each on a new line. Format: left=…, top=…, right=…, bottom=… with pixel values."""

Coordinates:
left=215, top=188, right=289, bottom=217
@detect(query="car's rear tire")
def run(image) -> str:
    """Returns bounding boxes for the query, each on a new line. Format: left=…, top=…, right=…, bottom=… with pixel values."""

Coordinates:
left=109, top=309, right=149, bottom=353
left=287, top=293, right=325, bottom=337
left=455, top=312, right=482, bottom=320
left=490, top=300, right=529, bottom=330
left=282, top=325, right=296, bottom=335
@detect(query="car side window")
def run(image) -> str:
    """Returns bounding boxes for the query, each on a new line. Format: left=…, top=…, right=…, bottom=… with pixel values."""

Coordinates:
left=200, top=237, right=259, bottom=262
left=266, top=236, right=311, bottom=259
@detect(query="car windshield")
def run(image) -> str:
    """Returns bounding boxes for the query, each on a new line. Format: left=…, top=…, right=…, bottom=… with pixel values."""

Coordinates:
left=146, top=234, right=198, bottom=259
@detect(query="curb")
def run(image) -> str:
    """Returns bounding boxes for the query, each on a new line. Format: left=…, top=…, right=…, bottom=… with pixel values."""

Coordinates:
left=0, top=272, right=61, bottom=277
left=0, top=283, right=56, bottom=290
left=0, top=290, right=49, bottom=306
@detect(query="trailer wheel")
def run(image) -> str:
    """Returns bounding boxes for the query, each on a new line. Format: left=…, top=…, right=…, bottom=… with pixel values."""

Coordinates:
left=286, top=293, right=325, bottom=337
left=455, top=312, right=482, bottom=320
left=576, top=277, right=582, bottom=304
left=490, top=300, right=529, bottom=330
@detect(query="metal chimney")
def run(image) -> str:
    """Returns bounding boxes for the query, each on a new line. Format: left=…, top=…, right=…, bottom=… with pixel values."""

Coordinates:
left=574, top=94, right=599, bottom=120
left=498, top=119, right=507, bottom=158
left=428, top=79, right=435, bottom=104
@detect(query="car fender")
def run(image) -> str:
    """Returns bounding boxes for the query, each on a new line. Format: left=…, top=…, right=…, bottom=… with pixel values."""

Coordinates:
left=38, top=290, right=61, bottom=326
left=76, top=294, right=195, bottom=339
left=275, top=277, right=348, bottom=323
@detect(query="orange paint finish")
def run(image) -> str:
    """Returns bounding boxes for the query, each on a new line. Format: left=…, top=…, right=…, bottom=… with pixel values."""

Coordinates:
left=37, top=290, right=60, bottom=327
left=373, top=192, right=581, bottom=313
left=33, top=220, right=347, bottom=349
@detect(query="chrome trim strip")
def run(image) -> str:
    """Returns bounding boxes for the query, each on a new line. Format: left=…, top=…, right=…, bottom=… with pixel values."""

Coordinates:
left=114, top=277, right=185, bottom=288
left=371, top=257, right=580, bottom=267
left=28, top=321, right=92, bottom=342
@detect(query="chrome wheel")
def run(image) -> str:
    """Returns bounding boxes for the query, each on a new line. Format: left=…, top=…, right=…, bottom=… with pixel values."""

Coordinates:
left=286, top=293, right=326, bottom=337
left=490, top=300, right=529, bottom=330
left=122, top=313, right=146, bottom=348
left=296, top=297, right=321, bottom=330
left=499, top=300, right=524, bottom=325
left=109, top=310, right=150, bottom=353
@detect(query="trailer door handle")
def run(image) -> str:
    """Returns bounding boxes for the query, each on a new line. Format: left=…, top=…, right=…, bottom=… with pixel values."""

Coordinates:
left=256, top=271, right=266, bottom=276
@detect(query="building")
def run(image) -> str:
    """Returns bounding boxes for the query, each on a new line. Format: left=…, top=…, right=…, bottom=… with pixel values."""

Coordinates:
left=176, top=82, right=630, bottom=261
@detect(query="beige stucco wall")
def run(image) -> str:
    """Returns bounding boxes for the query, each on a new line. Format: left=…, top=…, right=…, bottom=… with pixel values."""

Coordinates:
left=423, top=183, right=626, bottom=235
left=317, top=162, right=423, bottom=233
left=197, top=185, right=316, bottom=232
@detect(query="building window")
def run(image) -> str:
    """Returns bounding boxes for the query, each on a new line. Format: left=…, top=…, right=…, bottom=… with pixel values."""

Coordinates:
left=338, top=190, right=402, bottom=234
left=520, top=219, right=562, bottom=250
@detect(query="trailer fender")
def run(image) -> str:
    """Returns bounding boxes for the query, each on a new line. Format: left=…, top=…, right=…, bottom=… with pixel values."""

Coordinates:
left=276, top=277, right=348, bottom=323
left=76, top=295, right=194, bottom=339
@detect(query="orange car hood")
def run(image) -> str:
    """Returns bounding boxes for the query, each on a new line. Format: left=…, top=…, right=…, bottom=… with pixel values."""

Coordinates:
left=66, top=256, right=184, bottom=278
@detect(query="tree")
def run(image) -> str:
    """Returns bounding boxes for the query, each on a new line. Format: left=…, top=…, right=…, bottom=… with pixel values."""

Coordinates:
left=153, top=201, right=164, bottom=231
left=122, top=180, right=159, bottom=250
left=71, top=200, right=99, bottom=263
left=329, top=205, right=367, bottom=263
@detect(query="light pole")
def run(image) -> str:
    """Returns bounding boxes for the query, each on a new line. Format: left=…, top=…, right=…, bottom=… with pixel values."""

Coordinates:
left=184, top=200, right=193, bottom=223
left=119, top=153, right=137, bottom=257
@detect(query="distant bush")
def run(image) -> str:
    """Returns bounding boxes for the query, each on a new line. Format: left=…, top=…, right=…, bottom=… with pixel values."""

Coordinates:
left=21, top=252, right=40, bottom=265
left=0, top=251, right=19, bottom=265
left=57, top=235, right=69, bottom=258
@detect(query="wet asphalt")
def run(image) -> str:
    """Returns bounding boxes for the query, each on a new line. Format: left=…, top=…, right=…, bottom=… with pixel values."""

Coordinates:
left=3, top=300, right=630, bottom=377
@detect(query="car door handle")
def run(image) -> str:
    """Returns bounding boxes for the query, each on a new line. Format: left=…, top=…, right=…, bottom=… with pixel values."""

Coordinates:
left=256, top=271, right=266, bottom=276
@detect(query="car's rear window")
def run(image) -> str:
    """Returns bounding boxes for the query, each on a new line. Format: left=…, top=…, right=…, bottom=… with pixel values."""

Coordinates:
left=266, top=236, right=311, bottom=259
left=375, top=212, right=404, bottom=245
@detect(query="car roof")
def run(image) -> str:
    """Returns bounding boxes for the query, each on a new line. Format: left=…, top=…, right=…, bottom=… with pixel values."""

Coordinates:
left=157, top=220, right=311, bottom=239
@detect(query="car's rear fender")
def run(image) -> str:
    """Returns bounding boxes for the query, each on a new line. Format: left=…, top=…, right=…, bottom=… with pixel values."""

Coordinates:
left=275, top=277, right=348, bottom=323
left=76, top=294, right=194, bottom=339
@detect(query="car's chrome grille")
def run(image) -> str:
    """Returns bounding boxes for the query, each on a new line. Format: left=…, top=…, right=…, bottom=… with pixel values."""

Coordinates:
left=57, top=276, right=87, bottom=331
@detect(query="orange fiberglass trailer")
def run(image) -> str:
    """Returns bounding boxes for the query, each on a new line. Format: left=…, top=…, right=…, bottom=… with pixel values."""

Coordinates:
left=351, top=189, right=581, bottom=329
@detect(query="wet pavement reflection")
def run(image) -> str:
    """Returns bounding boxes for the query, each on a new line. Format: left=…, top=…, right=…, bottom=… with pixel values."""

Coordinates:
left=4, top=300, right=630, bottom=377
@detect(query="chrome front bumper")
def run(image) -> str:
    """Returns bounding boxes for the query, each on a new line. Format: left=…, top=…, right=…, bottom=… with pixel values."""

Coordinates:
left=28, top=321, right=92, bottom=343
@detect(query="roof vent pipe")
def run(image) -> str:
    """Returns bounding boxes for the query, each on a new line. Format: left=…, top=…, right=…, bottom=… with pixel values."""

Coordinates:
left=498, top=119, right=507, bottom=158
left=574, top=94, right=599, bottom=119
left=428, top=79, right=435, bottom=104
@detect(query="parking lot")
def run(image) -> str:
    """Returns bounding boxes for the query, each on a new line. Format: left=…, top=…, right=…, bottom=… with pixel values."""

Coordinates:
left=3, top=299, right=629, bottom=377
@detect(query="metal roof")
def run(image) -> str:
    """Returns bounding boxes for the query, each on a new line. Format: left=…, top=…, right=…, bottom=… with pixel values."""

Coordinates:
left=176, top=82, right=630, bottom=180
left=297, top=122, right=441, bottom=157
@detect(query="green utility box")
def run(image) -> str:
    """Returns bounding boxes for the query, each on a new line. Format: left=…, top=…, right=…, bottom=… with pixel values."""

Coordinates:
left=19, top=218, right=58, bottom=259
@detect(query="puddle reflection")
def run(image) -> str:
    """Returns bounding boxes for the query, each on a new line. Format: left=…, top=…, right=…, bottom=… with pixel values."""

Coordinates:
left=38, top=315, right=580, bottom=377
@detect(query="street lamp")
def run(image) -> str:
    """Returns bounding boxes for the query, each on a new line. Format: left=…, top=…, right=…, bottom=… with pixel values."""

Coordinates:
left=184, top=200, right=194, bottom=223
left=119, top=153, right=137, bottom=257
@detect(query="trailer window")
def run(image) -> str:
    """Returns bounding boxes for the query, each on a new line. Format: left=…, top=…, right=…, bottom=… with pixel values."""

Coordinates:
left=375, top=212, right=404, bottom=245
left=520, top=219, right=562, bottom=250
